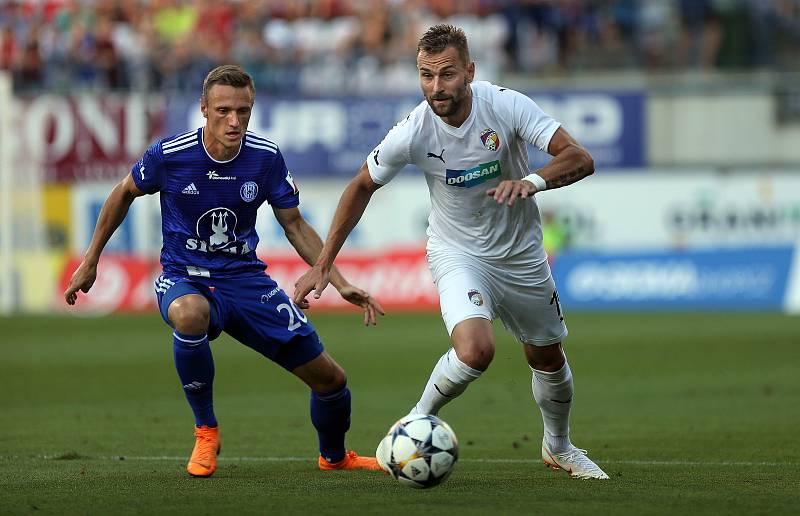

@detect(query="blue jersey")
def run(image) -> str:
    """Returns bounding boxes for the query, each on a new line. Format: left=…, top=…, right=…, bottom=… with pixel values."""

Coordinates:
left=132, top=128, right=299, bottom=279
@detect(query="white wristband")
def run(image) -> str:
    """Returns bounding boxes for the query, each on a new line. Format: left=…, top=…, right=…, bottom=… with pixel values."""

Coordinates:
left=522, top=173, right=547, bottom=192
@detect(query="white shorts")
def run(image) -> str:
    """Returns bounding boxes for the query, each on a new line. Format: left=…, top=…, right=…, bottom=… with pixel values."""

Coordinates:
left=427, top=249, right=568, bottom=346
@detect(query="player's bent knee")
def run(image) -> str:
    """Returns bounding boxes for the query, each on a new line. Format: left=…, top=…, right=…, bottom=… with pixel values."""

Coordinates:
left=455, top=343, right=494, bottom=371
left=317, top=361, right=347, bottom=393
left=525, top=342, right=565, bottom=372
left=314, top=369, right=347, bottom=395
left=452, top=318, right=495, bottom=371
left=309, top=374, right=346, bottom=394
left=168, top=294, right=211, bottom=334
left=294, top=352, right=347, bottom=393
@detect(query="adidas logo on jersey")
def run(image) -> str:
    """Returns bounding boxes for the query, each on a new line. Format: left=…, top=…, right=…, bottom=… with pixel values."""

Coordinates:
left=182, top=183, right=199, bottom=194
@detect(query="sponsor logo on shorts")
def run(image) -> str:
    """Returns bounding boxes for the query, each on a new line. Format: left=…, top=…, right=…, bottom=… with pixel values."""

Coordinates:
left=260, top=287, right=281, bottom=303
left=468, top=289, right=484, bottom=306
left=446, top=160, right=501, bottom=188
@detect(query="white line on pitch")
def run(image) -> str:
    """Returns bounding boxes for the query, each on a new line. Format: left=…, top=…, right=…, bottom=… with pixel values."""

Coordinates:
left=51, top=456, right=796, bottom=467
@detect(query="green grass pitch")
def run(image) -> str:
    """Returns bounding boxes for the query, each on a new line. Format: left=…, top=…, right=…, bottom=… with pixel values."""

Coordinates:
left=2, top=311, right=799, bottom=515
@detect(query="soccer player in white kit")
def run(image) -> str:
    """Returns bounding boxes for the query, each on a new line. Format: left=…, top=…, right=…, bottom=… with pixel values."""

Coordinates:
left=295, top=24, right=609, bottom=479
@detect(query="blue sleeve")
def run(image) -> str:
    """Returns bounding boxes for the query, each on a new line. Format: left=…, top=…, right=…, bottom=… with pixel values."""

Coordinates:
left=264, top=148, right=300, bottom=208
left=131, top=142, right=165, bottom=194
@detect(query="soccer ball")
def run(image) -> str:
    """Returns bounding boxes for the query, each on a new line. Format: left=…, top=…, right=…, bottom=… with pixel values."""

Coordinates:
left=376, top=414, right=458, bottom=488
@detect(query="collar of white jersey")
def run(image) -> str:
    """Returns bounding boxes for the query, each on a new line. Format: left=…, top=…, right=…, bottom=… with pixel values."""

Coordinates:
left=431, top=93, right=476, bottom=138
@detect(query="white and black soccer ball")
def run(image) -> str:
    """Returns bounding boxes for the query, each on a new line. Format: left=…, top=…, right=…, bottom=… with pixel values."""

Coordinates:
left=376, top=414, right=458, bottom=489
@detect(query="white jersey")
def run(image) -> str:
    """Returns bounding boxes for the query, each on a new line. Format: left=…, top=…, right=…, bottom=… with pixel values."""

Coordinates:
left=367, top=81, right=560, bottom=262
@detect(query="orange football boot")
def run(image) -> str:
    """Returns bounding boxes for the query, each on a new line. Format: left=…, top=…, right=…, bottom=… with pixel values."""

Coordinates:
left=187, top=425, right=221, bottom=477
left=318, top=450, right=382, bottom=471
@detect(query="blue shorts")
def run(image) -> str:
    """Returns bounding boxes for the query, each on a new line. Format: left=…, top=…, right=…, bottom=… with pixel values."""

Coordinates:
left=154, top=272, right=323, bottom=371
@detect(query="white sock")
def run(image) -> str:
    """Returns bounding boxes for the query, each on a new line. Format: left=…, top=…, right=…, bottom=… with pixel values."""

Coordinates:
left=532, top=361, right=573, bottom=453
left=410, top=348, right=482, bottom=416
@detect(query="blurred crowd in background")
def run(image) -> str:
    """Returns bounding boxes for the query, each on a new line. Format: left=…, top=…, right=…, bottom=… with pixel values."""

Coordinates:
left=1, top=0, right=799, bottom=94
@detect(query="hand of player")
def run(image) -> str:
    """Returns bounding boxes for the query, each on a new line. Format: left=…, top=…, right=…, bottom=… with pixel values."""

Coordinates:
left=64, top=260, right=98, bottom=305
left=293, top=264, right=331, bottom=309
left=337, top=284, right=386, bottom=326
left=486, top=179, right=537, bottom=207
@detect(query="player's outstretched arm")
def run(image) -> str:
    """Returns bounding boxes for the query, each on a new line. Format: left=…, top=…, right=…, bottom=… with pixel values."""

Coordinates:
left=487, top=127, right=594, bottom=206
left=64, top=174, right=144, bottom=305
left=292, top=162, right=382, bottom=304
left=274, top=204, right=385, bottom=325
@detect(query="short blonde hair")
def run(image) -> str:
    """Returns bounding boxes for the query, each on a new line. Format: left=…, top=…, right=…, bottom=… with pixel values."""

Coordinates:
left=202, top=65, right=255, bottom=103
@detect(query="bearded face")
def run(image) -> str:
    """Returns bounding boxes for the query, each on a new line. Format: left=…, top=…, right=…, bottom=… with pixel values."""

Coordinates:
left=417, top=46, right=475, bottom=125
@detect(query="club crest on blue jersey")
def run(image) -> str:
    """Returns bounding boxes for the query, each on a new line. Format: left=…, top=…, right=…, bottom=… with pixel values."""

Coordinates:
left=240, top=181, right=258, bottom=202
left=480, top=128, right=500, bottom=151
left=196, top=208, right=238, bottom=251
left=468, top=289, right=484, bottom=306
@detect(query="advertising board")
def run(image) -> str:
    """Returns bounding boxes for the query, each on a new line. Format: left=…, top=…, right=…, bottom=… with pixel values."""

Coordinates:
left=552, top=246, right=795, bottom=311
left=167, top=90, right=646, bottom=175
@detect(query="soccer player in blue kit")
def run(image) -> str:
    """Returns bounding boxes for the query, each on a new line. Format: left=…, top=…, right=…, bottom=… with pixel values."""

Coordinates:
left=64, top=65, right=385, bottom=477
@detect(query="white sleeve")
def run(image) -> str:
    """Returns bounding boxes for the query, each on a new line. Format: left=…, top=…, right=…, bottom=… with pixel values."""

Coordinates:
left=502, top=88, right=561, bottom=153
left=366, top=116, right=413, bottom=185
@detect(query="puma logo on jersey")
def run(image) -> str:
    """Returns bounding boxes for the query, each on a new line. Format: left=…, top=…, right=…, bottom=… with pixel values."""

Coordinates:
left=373, top=149, right=380, bottom=166
left=446, top=160, right=501, bottom=188
left=427, top=148, right=446, bottom=163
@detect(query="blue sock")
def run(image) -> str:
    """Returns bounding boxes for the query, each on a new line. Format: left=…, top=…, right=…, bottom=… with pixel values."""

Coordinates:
left=173, top=331, right=217, bottom=428
left=310, top=384, right=351, bottom=463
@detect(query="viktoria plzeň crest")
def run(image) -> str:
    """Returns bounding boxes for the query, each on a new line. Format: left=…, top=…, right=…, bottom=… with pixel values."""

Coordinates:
left=480, top=128, right=500, bottom=151
left=467, top=289, right=484, bottom=306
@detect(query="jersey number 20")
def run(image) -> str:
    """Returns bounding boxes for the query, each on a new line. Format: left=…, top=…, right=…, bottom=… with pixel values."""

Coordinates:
left=276, top=301, right=308, bottom=331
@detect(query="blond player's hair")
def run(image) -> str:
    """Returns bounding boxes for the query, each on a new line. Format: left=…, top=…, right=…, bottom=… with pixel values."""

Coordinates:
left=202, top=65, right=255, bottom=103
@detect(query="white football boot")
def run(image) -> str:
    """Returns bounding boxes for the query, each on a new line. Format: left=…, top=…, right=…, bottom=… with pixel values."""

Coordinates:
left=542, top=439, right=610, bottom=480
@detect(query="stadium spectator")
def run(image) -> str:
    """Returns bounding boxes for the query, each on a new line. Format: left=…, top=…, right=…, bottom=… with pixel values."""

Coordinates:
left=676, top=0, right=721, bottom=69
left=0, top=25, right=18, bottom=70
left=14, top=22, right=42, bottom=90
left=93, top=15, right=124, bottom=88
left=152, top=0, right=197, bottom=44
left=2, top=0, right=799, bottom=94
left=541, top=209, right=570, bottom=259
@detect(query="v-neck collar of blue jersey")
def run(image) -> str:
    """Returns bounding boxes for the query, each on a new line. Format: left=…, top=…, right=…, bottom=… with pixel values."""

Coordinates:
left=200, top=127, right=243, bottom=163
left=431, top=94, right=476, bottom=138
